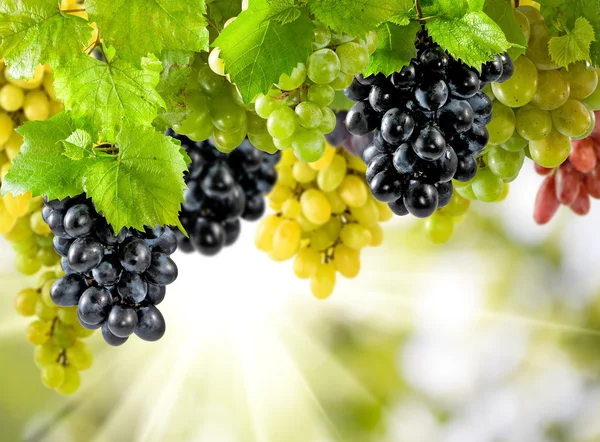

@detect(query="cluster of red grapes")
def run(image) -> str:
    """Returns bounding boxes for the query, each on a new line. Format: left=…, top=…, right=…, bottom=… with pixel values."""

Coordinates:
left=534, top=112, right=600, bottom=224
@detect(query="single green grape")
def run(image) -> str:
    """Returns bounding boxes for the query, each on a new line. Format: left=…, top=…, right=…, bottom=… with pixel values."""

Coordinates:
left=292, top=128, right=326, bottom=162
left=267, top=106, right=298, bottom=139
left=66, top=340, right=93, bottom=371
left=472, top=168, right=504, bottom=202
left=210, top=97, right=247, bottom=132
left=442, top=192, right=471, bottom=217
left=317, top=154, right=347, bottom=192
left=247, top=111, right=268, bottom=135
left=515, top=106, right=553, bottom=141
left=56, top=365, right=80, bottom=396
left=313, top=23, right=331, bottom=50
left=563, top=61, right=598, bottom=100
left=514, top=9, right=530, bottom=42
left=501, top=131, right=529, bottom=152
left=52, top=323, right=77, bottom=349
left=34, top=342, right=61, bottom=368
left=529, top=128, right=571, bottom=168
left=424, top=214, right=454, bottom=244
left=487, top=101, right=516, bottom=145
left=551, top=99, right=592, bottom=138
left=486, top=146, right=525, bottom=182
left=583, top=71, right=600, bottom=110
left=307, top=84, right=335, bottom=107
left=307, top=49, right=341, bottom=85
left=212, top=125, right=247, bottom=151
left=295, top=102, right=323, bottom=129
left=27, top=320, right=51, bottom=346
left=491, top=56, right=538, bottom=107
left=255, top=93, right=283, bottom=119
left=273, top=136, right=293, bottom=150
left=41, top=364, right=66, bottom=389
left=16, top=253, right=41, bottom=276
left=319, top=107, right=336, bottom=134
left=336, top=42, right=369, bottom=76
left=197, top=65, right=226, bottom=97
left=14, top=288, right=39, bottom=317
left=329, top=72, right=354, bottom=90
left=572, top=105, right=596, bottom=140
left=525, top=21, right=559, bottom=71
left=248, top=132, right=278, bottom=154
left=532, top=70, right=570, bottom=110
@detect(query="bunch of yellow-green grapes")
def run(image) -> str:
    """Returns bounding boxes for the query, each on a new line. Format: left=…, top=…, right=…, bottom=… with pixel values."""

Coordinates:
left=0, top=61, right=63, bottom=274
left=15, top=271, right=95, bottom=395
left=255, top=145, right=392, bottom=299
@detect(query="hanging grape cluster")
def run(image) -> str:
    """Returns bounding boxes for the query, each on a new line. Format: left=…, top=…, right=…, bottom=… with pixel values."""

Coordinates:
left=15, top=271, right=94, bottom=395
left=344, top=28, right=514, bottom=218
left=171, top=132, right=279, bottom=255
left=44, top=196, right=178, bottom=346
left=255, top=146, right=392, bottom=299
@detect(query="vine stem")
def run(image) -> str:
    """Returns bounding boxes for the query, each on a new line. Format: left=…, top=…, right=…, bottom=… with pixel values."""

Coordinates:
left=61, top=8, right=86, bottom=13
left=514, top=0, right=520, bottom=7
left=415, top=0, right=423, bottom=20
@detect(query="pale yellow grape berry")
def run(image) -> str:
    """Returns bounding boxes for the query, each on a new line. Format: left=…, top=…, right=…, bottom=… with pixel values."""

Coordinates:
left=0, top=83, right=24, bottom=111
left=3, top=192, right=32, bottom=217
left=57, top=307, right=80, bottom=326
left=255, top=214, right=281, bottom=252
left=14, top=288, right=39, bottom=317
left=368, top=224, right=384, bottom=247
left=30, top=211, right=51, bottom=235
left=269, top=219, right=302, bottom=261
left=27, top=320, right=51, bottom=345
left=311, top=263, right=336, bottom=299
left=317, top=154, right=347, bottom=191
left=209, top=48, right=225, bottom=76
left=23, top=90, right=50, bottom=121
left=0, top=112, right=14, bottom=145
left=349, top=198, right=379, bottom=227
left=56, top=366, right=80, bottom=396
left=300, top=188, right=332, bottom=225
left=268, top=183, right=293, bottom=205
left=324, top=190, right=347, bottom=214
left=309, top=144, right=335, bottom=170
left=36, top=300, right=57, bottom=321
left=4, top=130, right=23, bottom=159
left=293, top=247, right=321, bottom=279
left=292, top=161, right=317, bottom=183
left=5, top=65, right=44, bottom=90
left=41, top=364, right=66, bottom=389
left=338, top=175, right=368, bottom=208
left=281, top=198, right=301, bottom=219
left=375, top=200, right=394, bottom=221
left=340, top=223, right=372, bottom=249
left=333, top=244, right=360, bottom=278
left=279, top=148, right=297, bottom=167
left=269, top=199, right=283, bottom=211
left=0, top=199, right=17, bottom=233
left=310, top=217, right=341, bottom=250
left=40, top=280, right=55, bottom=307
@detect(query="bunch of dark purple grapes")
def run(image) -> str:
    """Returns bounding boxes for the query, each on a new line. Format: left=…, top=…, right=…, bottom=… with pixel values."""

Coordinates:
left=325, top=111, right=374, bottom=157
left=344, top=29, right=514, bottom=217
left=44, top=196, right=178, bottom=346
left=171, top=133, right=279, bottom=256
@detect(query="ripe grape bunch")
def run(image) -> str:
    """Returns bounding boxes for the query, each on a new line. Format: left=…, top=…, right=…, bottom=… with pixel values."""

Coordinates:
left=171, top=133, right=279, bottom=255
left=15, top=271, right=95, bottom=395
left=345, top=28, right=514, bottom=218
left=249, top=24, right=377, bottom=162
left=255, top=146, right=392, bottom=299
left=481, top=6, right=598, bottom=178
left=0, top=62, right=64, bottom=274
left=534, top=113, right=600, bottom=224
left=44, top=196, right=178, bottom=346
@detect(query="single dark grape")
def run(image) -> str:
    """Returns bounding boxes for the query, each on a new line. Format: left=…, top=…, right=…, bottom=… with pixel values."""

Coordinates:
left=362, top=143, right=380, bottom=165
left=107, top=305, right=138, bottom=338
left=92, top=256, right=122, bottom=286
left=145, top=253, right=178, bottom=285
left=467, top=93, right=493, bottom=122
left=345, top=78, right=371, bottom=101
left=415, top=80, right=449, bottom=111
left=191, top=220, right=226, bottom=256
left=369, top=169, right=405, bottom=203
left=135, top=305, right=166, bottom=342
left=497, top=53, right=514, bottom=83
left=50, top=274, right=88, bottom=307
left=390, top=63, right=417, bottom=89
left=381, top=108, right=415, bottom=145
left=480, top=54, right=503, bottom=83
left=392, top=143, right=419, bottom=174
left=46, top=210, right=69, bottom=238
left=53, top=236, right=73, bottom=257
left=389, top=198, right=409, bottom=216
left=224, top=219, right=242, bottom=246
left=242, top=194, right=266, bottom=221
left=117, top=272, right=148, bottom=304
left=202, top=164, right=236, bottom=198
left=77, top=309, right=103, bottom=330
left=454, top=154, right=478, bottom=182
left=345, top=102, right=379, bottom=136
left=403, top=181, right=438, bottom=218
left=368, top=84, right=397, bottom=113
left=145, top=283, right=166, bottom=305
left=68, top=237, right=104, bottom=273
left=77, top=287, right=113, bottom=325
left=412, top=126, right=447, bottom=161
left=419, top=46, right=449, bottom=73
left=436, top=100, right=474, bottom=134
left=64, top=203, right=96, bottom=238
left=102, top=322, right=128, bottom=347
left=120, top=237, right=152, bottom=274
left=432, top=147, right=458, bottom=182
left=150, top=228, right=178, bottom=255
left=436, top=181, right=454, bottom=208
left=366, top=154, right=390, bottom=183
left=447, top=65, right=480, bottom=99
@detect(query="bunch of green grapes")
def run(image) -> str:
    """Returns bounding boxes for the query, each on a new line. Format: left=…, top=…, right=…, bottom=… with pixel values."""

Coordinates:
left=255, top=145, right=392, bottom=299
left=484, top=6, right=597, bottom=173
left=0, top=61, right=63, bottom=274
left=237, top=24, right=376, bottom=162
left=15, top=271, right=95, bottom=395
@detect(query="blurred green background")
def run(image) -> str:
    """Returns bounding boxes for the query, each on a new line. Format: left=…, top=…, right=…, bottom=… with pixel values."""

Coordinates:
left=3, top=170, right=600, bottom=442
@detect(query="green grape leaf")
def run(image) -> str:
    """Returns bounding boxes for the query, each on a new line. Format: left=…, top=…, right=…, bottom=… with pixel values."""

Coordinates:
left=214, top=0, right=314, bottom=103
left=1, top=112, right=92, bottom=200
left=62, top=129, right=94, bottom=161
left=54, top=54, right=165, bottom=141
left=427, top=11, right=514, bottom=70
left=484, top=0, right=527, bottom=60
left=86, top=0, right=209, bottom=64
left=267, top=0, right=303, bottom=24
left=83, top=123, right=188, bottom=232
left=537, top=0, right=600, bottom=66
left=307, top=0, right=413, bottom=35
left=0, top=2, right=92, bottom=78
left=154, top=51, right=195, bottom=131
left=365, top=21, right=421, bottom=76
left=548, top=18, right=595, bottom=67
left=206, top=0, right=242, bottom=30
